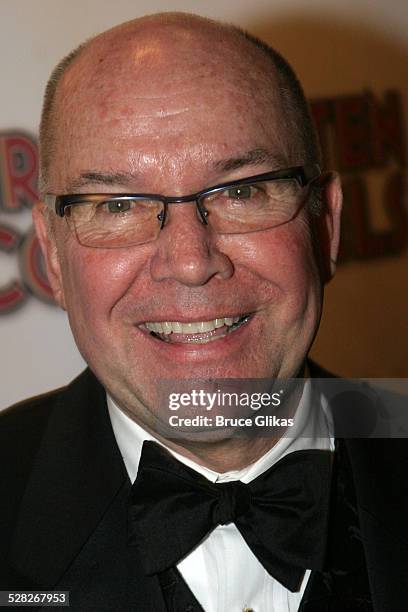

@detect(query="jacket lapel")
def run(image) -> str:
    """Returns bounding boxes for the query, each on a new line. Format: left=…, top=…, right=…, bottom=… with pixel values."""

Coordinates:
left=344, top=438, right=408, bottom=610
left=9, top=369, right=128, bottom=588
left=299, top=439, right=373, bottom=611
left=301, top=436, right=408, bottom=611
left=306, top=363, right=408, bottom=610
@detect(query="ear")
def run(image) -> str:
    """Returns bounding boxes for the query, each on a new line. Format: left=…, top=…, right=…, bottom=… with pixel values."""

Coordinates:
left=315, top=171, right=343, bottom=283
left=32, top=201, right=67, bottom=309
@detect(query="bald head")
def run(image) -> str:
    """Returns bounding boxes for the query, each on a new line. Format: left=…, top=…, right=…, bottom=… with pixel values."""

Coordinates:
left=39, top=12, right=319, bottom=195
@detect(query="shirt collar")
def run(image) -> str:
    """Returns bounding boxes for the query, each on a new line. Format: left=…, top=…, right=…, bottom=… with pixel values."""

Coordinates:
left=107, top=379, right=334, bottom=485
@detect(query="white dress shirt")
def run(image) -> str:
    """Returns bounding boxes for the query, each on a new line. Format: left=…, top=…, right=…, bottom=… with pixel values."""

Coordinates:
left=107, top=381, right=334, bottom=612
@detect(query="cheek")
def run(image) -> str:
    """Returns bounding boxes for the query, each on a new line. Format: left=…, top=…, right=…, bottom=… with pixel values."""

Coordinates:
left=59, top=244, right=149, bottom=328
left=281, top=228, right=322, bottom=330
left=231, top=220, right=321, bottom=303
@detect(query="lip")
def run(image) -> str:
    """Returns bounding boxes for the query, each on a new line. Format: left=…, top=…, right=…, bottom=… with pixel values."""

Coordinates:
left=133, top=312, right=256, bottom=365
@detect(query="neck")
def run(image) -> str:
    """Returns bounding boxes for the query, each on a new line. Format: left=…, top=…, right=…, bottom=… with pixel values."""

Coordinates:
left=115, top=375, right=305, bottom=473
left=158, top=435, right=281, bottom=473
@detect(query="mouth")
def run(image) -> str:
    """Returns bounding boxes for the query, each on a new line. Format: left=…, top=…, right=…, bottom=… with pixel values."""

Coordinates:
left=141, top=314, right=251, bottom=344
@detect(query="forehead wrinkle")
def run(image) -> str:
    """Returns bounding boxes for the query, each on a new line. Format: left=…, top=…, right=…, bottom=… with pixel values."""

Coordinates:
left=55, top=18, right=285, bottom=149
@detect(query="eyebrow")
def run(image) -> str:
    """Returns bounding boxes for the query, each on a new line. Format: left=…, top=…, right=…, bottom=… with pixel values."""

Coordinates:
left=213, top=148, right=288, bottom=172
left=67, top=171, right=136, bottom=191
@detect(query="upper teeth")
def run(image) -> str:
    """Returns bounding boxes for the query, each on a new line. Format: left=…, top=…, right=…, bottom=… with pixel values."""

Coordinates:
left=145, top=316, right=241, bottom=335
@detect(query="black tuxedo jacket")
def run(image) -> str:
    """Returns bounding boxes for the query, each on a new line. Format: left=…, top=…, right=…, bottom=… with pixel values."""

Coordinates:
left=1, top=367, right=408, bottom=611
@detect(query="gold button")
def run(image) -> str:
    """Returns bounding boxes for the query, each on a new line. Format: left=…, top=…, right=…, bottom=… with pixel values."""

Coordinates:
left=243, top=608, right=254, bottom=612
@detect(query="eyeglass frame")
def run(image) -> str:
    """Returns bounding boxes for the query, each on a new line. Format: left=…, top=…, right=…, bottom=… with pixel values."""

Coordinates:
left=44, top=164, right=321, bottom=231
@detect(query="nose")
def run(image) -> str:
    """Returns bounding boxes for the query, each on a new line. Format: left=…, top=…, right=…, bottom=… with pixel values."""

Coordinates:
left=149, top=203, right=234, bottom=286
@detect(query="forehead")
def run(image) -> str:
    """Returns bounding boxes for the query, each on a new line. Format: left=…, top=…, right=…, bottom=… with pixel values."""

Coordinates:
left=51, top=24, right=290, bottom=188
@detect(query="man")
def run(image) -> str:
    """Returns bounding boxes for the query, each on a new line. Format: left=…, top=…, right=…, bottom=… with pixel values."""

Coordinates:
left=1, top=12, right=407, bottom=611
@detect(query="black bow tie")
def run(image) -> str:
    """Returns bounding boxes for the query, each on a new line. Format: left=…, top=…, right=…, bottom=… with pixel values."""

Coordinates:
left=128, top=441, right=332, bottom=592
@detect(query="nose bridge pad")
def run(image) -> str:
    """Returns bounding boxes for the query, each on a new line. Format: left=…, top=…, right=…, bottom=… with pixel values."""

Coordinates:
left=158, top=200, right=208, bottom=233
left=158, top=202, right=167, bottom=229
left=195, top=198, right=209, bottom=225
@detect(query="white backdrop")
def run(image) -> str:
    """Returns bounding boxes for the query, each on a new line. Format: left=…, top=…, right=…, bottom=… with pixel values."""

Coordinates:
left=1, top=0, right=407, bottom=409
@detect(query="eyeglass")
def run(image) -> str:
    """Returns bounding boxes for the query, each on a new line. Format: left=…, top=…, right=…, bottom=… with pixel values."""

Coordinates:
left=44, top=164, right=321, bottom=249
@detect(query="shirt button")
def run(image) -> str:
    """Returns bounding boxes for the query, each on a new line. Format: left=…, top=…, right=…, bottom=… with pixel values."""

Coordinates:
left=243, top=608, right=255, bottom=612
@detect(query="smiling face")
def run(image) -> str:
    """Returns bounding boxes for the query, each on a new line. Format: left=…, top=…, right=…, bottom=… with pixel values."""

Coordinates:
left=34, top=15, right=341, bottom=435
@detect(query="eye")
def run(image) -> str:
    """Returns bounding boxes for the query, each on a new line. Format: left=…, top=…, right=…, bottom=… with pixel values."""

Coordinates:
left=102, top=199, right=132, bottom=214
left=225, top=185, right=255, bottom=199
